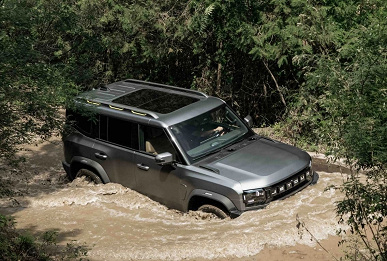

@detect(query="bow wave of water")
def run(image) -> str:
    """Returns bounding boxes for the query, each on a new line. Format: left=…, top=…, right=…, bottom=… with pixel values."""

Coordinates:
left=3, top=166, right=344, bottom=260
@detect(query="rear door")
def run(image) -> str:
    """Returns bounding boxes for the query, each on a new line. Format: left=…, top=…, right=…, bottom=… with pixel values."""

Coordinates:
left=92, top=115, right=138, bottom=188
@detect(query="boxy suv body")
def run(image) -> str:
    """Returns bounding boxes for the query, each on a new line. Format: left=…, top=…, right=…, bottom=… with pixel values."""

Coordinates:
left=62, top=79, right=318, bottom=218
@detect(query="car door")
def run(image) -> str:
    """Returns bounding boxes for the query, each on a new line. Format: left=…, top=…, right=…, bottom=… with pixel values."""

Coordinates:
left=92, top=115, right=138, bottom=188
left=134, top=125, right=182, bottom=209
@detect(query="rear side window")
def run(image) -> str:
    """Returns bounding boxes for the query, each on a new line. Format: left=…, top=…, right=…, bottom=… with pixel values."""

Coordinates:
left=66, top=109, right=98, bottom=138
left=99, top=115, right=139, bottom=150
left=67, top=106, right=140, bottom=150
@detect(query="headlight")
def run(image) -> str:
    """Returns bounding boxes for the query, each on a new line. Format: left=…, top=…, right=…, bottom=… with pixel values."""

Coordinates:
left=243, top=188, right=266, bottom=206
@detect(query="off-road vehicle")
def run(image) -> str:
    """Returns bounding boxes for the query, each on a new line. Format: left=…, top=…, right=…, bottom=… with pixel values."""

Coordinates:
left=62, top=79, right=318, bottom=218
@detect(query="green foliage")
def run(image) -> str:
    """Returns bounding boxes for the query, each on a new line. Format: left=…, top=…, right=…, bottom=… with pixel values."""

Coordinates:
left=1, top=0, right=386, bottom=257
left=0, top=214, right=89, bottom=260
left=1, top=0, right=358, bottom=159
left=290, top=0, right=387, bottom=167
left=287, top=0, right=387, bottom=259
left=0, top=0, right=79, bottom=160
left=336, top=171, right=387, bottom=260
left=0, top=214, right=47, bottom=260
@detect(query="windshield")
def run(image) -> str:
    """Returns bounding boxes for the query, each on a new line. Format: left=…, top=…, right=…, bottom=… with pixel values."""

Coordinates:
left=169, top=105, right=251, bottom=162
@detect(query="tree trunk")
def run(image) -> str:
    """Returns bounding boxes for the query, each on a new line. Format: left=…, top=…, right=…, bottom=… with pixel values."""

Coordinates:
left=216, top=42, right=223, bottom=94
left=263, top=60, right=286, bottom=107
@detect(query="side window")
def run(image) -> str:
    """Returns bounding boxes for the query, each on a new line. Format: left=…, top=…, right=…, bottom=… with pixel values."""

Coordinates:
left=66, top=109, right=98, bottom=138
left=139, top=125, right=179, bottom=160
left=99, top=115, right=138, bottom=150
left=99, top=115, right=107, bottom=141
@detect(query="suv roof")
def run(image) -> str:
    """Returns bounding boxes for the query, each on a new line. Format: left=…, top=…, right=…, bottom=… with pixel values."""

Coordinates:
left=77, top=79, right=225, bottom=126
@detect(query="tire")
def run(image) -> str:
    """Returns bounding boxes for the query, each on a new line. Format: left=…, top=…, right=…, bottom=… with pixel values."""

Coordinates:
left=198, top=204, right=229, bottom=219
left=75, top=169, right=102, bottom=184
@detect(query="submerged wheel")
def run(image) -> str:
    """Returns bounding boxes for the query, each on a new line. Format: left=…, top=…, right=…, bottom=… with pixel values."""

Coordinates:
left=75, top=169, right=102, bottom=184
left=198, top=204, right=229, bottom=219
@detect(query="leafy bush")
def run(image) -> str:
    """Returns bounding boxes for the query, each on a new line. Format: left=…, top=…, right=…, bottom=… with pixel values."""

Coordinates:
left=0, top=214, right=89, bottom=261
left=1, top=0, right=386, bottom=259
left=288, top=1, right=387, bottom=259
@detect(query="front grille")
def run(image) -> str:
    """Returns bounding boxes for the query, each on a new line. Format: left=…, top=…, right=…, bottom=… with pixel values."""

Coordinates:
left=267, top=167, right=313, bottom=200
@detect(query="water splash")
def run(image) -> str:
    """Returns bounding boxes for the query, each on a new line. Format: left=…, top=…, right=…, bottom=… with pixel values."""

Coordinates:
left=4, top=170, right=344, bottom=260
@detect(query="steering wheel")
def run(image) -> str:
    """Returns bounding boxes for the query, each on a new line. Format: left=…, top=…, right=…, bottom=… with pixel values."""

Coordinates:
left=212, top=126, right=229, bottom=137
left=212, top=130, right=222, bottom=138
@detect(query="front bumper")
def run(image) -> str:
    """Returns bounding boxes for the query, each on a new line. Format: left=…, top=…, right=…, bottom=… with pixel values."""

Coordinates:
left=236, top=171, right=319, bottom=216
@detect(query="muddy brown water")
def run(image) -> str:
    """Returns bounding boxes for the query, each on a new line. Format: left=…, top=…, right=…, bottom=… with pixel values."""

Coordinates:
left=0, top=140, right=347, bottom=260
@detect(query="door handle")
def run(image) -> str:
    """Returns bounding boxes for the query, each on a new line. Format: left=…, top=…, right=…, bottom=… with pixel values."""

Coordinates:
left=137, top=163, right=149, bottom=171
left=95, top=152, right=107, bottom=160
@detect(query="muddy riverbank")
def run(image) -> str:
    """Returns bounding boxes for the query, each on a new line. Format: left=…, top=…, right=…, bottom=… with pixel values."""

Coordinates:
left=0, top=137, right=347, bottom=260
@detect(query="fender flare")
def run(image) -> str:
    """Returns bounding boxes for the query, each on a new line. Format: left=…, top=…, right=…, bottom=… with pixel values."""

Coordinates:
left=187, top=189, right=241, bottom=218
left=70, top=156, right=111, bottom=183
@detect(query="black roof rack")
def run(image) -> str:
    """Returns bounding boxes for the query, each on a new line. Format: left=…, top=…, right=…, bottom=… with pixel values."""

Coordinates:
left=124, top=79, right=208, bottom=98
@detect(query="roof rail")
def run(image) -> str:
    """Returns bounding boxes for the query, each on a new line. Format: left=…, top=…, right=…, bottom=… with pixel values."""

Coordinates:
left=99, top=84, right=110, bottom=91
left=77, top=98, right=159, bottom=119
left=124, top=79, right=208, bottom=98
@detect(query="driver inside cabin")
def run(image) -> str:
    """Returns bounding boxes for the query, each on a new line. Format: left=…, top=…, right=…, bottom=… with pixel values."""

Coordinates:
left=176, top=110, right=227, bottom=149
left=196, top=110, right=226, bottom=138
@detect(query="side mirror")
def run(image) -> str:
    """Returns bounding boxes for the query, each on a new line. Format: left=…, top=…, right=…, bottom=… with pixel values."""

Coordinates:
left=244, top=115, right=253, bottom=128
left=155, top=152, right=174, bottom=165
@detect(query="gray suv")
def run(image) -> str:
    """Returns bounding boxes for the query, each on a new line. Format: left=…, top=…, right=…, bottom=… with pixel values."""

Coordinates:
left=62, top=79, right=318, bottom=218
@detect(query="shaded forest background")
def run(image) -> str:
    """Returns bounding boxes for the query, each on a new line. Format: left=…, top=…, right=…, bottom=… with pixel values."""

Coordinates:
left=0, top=0, right=386, bottom=260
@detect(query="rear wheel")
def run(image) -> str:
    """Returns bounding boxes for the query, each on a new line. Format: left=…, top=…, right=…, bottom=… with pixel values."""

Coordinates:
left=75, top=169, right=102, bottom=184
left=198, top=204, right=229, bottom=219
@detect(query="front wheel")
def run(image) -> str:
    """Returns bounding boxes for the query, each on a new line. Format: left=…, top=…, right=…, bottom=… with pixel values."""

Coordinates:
left=198, top=204, right=229, bottom=219
left=75, top=169, right=102, bottom=184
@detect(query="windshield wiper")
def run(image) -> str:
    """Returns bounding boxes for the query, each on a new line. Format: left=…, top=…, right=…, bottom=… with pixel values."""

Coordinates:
left=193, top=134, right=252, bottom=161
left=223, top=135, right=247, bottom=148
left=193, top=148, right=223, bottom=161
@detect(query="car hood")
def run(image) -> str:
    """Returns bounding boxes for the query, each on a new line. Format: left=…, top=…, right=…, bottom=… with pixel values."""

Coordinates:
left=204, top=138, right=311, bottom=190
